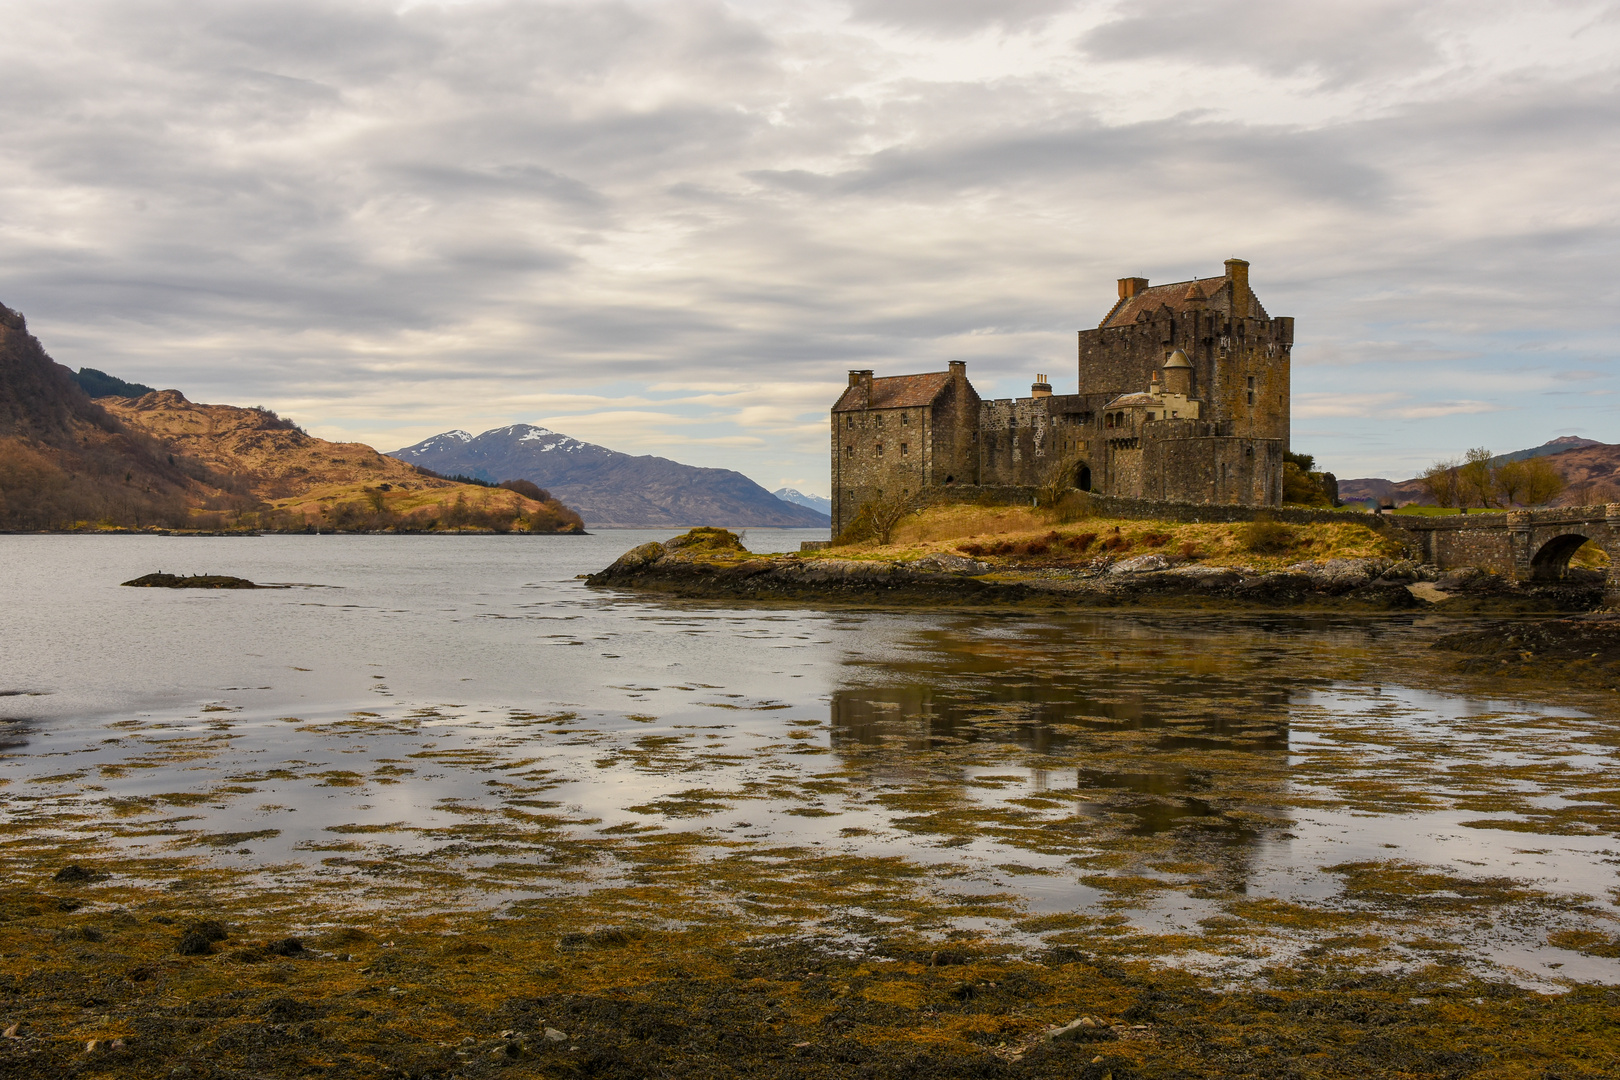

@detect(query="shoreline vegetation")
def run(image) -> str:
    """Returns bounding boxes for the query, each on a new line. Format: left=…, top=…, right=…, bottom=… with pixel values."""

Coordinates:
left=6, top=864, right=1619, bottom=1079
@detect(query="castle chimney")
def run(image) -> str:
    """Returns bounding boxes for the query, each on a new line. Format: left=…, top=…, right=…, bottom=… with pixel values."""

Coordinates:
left=1031, top=373, right=1052, bottom=398
left=1118, top=277, right=1149, bottom=300
left=1224, top=258, right=1250, bottom=316
left=848, top=369, right=873, bottom=407
left=948, top=360, right=966, bottom=380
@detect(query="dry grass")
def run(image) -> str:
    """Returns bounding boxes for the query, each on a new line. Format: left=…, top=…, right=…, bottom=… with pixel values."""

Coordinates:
left=1570, top=540, right=1612, bottom=569
left=267, top=481, right=538, bottom=521
left=824, top=503, right=1402, bottom=570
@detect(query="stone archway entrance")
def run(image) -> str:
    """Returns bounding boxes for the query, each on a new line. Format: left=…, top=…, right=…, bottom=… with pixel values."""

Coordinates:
left=1075, top=463, right=1092, bottom=492
left=1531, top=533, right=1600, bottom=581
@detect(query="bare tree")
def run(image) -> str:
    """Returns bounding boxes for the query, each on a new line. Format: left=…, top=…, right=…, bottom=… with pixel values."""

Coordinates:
left=1519, top=457, right=1566, bottom=506
left=1458, top=447, right=1497, bottom=508
left=1493, top=458, right=1528, bottom=506
left=1036, top=451, right=1086, bottom=508
left=1420, top=457, right=1463, bottom=508
left=835, top=490, right=919, bottom=546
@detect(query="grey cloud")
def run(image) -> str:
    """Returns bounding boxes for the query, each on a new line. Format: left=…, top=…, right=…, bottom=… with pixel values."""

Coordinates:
left=834, top=116, right=1390, bottom=206
left=1078, top=0, right=1443, bottom=85
left=848, top=0, right=1077, bottom=35
left=0, top=0, right=1614, bottom=482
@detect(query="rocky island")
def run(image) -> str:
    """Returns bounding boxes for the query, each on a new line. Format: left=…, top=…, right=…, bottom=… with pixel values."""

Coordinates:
left=589, top=511, right=1608, bottom=614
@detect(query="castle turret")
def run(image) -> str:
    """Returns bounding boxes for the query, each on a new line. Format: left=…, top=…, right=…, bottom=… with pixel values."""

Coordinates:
left=1162, top=349, right=1192, bottom=397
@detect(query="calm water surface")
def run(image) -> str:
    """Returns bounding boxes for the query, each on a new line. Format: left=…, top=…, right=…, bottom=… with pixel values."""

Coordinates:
left=3, top=533, right=1619, bottom=989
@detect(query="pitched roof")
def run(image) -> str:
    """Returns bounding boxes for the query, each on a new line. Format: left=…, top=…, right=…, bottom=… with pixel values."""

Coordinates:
left=1097, top=275, right=1268, bottom=329
left=1105, top=392, right=1160, bottom=408
left=833, top=371, right=954, bottom=412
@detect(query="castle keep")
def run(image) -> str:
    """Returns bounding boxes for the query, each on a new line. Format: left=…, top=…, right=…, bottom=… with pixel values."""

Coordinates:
left=830, top=259, right=1292, bottom=535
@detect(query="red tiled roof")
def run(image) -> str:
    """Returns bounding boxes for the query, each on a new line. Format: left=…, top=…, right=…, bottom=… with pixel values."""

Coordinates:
left=833, top=371, right=954, bottom=412
left=1098, top=275, right=1268, bottom=328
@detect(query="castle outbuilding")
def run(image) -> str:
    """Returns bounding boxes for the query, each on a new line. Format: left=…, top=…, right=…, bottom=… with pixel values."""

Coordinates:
left=830, top=259, right=1292, bottom=535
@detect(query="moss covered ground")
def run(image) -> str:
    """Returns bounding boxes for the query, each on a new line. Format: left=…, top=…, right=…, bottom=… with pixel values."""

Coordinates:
left=6, top=608, right=1620, bottom=1077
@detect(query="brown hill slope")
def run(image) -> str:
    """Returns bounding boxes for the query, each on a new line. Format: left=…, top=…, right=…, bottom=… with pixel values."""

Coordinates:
left=1339, top=441, right=1620, bottom=507
left=101, top=392, right=583, bottom=533
left=0, top=302, right=196, bottom=529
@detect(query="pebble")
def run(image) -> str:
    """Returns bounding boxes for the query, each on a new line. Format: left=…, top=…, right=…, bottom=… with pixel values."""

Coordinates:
left=544, top=1027, right=567, bottom=1042
left=1049, top=1015, right=1107, bottom=1041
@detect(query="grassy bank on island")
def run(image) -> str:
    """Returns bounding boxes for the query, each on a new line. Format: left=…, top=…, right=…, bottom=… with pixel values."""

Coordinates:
left=823, top=502, right=1406, bottom=571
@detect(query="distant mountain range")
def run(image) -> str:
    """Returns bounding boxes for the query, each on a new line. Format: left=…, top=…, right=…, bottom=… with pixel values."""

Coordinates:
left=389, top=425, right=831, bottom=528
left=773, top=488, right=831, bottom=516
left=1339, top=436, right=1620, bottom=505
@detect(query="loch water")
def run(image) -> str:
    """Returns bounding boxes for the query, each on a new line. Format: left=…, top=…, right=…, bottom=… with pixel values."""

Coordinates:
left=4, top=532, right=1620, bottom=990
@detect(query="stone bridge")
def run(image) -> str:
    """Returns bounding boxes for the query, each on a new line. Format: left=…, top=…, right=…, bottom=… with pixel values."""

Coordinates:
left=1390, top=505, right=1620, bottom=598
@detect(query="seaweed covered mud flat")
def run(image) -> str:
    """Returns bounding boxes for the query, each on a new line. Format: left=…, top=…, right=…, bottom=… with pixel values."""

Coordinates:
left=5, top=534, right=1620, bottom=1078
left=587, top=526, right=1605, bottom=614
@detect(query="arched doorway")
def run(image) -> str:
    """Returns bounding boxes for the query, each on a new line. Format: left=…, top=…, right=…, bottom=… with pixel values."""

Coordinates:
left=1075, top=463, right=1092, bottom=492
left=1531, top=533, right=1595, bottom=580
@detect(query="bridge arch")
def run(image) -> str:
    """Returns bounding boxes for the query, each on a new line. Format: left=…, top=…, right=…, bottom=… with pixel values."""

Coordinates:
left=1530, top=532, right=1598, bottom=581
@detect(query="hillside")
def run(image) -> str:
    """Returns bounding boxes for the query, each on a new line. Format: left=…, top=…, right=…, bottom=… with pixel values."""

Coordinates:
left=1339, top=437, right=1620, bottom=507
left=389, top=425, right=831, bottom=528
left=102, top=393, right=583, bottom=532
left=0, top=301, right=197, bottom=529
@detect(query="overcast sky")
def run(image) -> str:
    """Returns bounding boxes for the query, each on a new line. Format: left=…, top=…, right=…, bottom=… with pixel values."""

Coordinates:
left=2, top=0, right=1618, bottom=491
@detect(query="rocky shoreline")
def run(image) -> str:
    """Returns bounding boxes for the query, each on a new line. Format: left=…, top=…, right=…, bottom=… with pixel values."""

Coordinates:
left=587, top=532, right=1605, bottom=612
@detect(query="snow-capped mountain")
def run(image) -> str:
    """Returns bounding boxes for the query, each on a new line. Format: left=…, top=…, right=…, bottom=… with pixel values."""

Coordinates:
left=388, top=424, right=831, bottom=528
left=773, top=488, right=831, bottom=516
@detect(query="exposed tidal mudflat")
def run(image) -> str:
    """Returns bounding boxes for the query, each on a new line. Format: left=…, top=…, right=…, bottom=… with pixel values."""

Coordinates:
left=3, top=534, right=1619, bottom=1078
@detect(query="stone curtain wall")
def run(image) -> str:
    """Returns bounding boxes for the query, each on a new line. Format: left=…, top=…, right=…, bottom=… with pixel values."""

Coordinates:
left=910, top=486, right=1381, bottom=528
left=1085, top=493, right=1373, bottom=527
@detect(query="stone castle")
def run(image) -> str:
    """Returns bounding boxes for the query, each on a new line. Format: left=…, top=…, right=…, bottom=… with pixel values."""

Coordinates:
left=830, top=259, right=1293, bottom=534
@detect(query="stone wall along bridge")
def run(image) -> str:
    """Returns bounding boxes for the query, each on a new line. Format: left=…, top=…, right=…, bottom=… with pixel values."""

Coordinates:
left=1392, top=505, right=1620, bottom=598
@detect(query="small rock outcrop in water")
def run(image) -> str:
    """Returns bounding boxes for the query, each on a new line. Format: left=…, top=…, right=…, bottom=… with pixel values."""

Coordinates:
left=121, top=573, right=265, bottom=589
left=589, top=531, right=1605, bottom=611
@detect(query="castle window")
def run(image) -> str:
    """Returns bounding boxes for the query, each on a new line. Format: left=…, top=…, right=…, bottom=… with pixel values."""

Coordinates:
left=846, top=416, right=853, bottom=427
left=876, top=443, right=884, bottom=456
left=846, top=445, right=854, bottom=457
left=900, top=443, right=908, bottom=455
left=902, top=413, right=909, bottom=424
left=1246, top=376, right=1255, bottom=406
left=1147, top=413, right=1155, bottom=421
